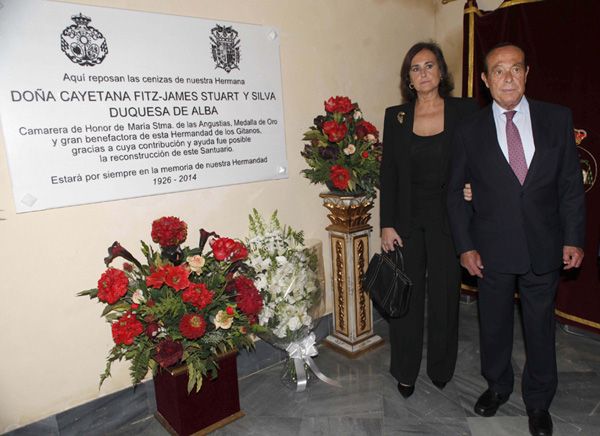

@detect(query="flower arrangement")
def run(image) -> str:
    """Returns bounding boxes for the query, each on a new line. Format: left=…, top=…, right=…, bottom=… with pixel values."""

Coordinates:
left=78, top=216, right=263, bottom=392
left=301, top=96, right=382, bottom=198
left=246, top=209, right=321, bottom=348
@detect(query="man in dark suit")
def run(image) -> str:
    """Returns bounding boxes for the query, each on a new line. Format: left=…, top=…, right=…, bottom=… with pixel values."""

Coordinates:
left=447, top=43, right=585, bottom=436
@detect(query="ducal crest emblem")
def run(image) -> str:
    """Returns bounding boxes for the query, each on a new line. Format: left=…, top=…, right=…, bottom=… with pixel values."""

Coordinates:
left=210, top=25, right=240, bottom=73
left=574, top=128, right=597, bottom=192
left=61, top=13, right=108, bottom=66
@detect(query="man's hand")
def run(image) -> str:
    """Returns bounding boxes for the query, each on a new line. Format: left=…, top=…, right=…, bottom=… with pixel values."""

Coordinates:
left=563, top=245, right=584, bottom=270
left=460, top=250, right=484, bottom=278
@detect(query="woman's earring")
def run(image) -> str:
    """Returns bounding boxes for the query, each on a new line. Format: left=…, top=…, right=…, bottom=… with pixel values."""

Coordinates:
left=408, top=83, right=414, bottom=90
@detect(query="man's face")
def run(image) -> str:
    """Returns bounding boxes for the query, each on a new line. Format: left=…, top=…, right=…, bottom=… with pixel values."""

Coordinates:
left=481, top=45, right=529, bottom=110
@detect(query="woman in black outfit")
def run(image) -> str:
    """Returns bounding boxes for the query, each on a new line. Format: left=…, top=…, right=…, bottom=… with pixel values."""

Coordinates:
left=379, top=41, right=477, bottom=398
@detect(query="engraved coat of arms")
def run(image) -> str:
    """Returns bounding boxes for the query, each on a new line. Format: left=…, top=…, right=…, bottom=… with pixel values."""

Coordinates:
left=60, top=13, right=108, bottom=66
left=210, top=25, right=241, bottom=73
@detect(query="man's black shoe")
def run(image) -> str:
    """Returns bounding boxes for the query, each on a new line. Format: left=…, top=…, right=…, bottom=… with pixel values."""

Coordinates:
left=473, top=389, right=510, bottom=417
left=528, top=409, right=553, bottom=436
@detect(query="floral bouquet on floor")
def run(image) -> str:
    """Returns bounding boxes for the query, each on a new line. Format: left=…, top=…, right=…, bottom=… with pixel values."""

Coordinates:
left=301, top=96, right=382, bottom=199
left=78, top=216, right=263, bottom=393
left=246, top=209, right=339, bottom=391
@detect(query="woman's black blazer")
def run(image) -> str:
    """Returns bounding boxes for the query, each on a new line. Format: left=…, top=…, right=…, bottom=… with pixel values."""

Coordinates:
left=379, top=97, right=478, bottom=237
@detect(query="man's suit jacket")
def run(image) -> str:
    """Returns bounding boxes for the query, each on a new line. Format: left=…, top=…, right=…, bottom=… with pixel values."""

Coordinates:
left=446, top=98, right=586, bottom=275
left=380, top=97, right=478, bottom=237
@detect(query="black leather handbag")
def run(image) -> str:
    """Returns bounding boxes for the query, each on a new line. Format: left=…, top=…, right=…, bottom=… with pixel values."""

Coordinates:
left=362, top=249, right=412, bottom=318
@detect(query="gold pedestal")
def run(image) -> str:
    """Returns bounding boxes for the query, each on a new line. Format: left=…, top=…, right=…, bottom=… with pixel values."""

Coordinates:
left=320, top=193, right=384, bottom=357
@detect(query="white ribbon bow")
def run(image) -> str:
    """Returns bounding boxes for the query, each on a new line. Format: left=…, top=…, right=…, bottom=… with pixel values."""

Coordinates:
left=285, top=333, right=341, bottom=392
left=286, top=333, right=318, bottom=359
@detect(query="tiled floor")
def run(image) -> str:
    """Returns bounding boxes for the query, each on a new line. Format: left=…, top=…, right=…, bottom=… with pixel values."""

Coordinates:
left=114, top=302, right=600, bottom=435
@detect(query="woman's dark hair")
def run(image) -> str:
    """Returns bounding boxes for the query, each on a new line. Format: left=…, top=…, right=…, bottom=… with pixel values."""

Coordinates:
left=399, top=41, right=454, bottom=102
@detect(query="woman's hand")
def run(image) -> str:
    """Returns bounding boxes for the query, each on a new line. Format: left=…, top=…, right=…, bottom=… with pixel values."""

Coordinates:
left=463, top=183, right=472, bottom=201
left=381, top=227, right=403, bottom=252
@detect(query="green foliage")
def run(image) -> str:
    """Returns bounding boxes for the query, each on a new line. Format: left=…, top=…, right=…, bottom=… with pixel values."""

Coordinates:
left=144, top=289, right=185, bottom=322
left=129, top=338, right=152, bottom=384
left=77, top=288, right=98, bottom=298
left=186, top=360, right=203, bottom=393
left=99, top=345, right=124, bottom=388
left=101, top=301, right=130, bottom=317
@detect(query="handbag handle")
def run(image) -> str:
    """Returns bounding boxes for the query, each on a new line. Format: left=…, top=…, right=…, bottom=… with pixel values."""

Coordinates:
left=383, top=244, right=405, bottom=271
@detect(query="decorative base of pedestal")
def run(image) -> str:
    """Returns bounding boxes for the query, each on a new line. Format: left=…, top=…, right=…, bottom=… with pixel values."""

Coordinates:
left=155, top=410, right=245, bottom=436
left=324, top=334, right=384, bottom=358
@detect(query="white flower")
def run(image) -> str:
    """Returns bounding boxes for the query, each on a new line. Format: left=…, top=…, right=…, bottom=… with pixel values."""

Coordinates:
left=214, top=310, right=234, bottom=329
left=343, top=144, right=356, bottom=155
left=273, top=324, right=287, bottom=338
left=275, top=255, right=288, bottom=266
left=353, top=110, right=362, bottom=120
left=365, top=133, right=377, bottom=143
left=131, top=289, right=145, bottom=304
left=186, top=255, right=206, bottom=273
left=254, top=275, right=268, bottom=291
left=247, top=210, right=321, bottom=342
left=259, top=306, right=275, bottom=326
left=301, top=312, right=313, bottom=327
left=287, top=316, right=302, bottom=331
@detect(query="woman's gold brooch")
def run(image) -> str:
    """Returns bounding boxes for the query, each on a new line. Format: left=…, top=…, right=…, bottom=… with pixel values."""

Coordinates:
left=397, top=111, right=405, bottom=124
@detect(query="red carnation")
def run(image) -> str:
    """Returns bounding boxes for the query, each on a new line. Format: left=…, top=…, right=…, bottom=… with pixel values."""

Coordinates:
left=182, top=283, right=214, bottom=310
left=145, top=322, right=159, bottom=339
left=355, top=120, right=379, bottom=139
left=97, top=268, right=129, bottom=304
left=146, top=267, right=167, bottom=289
left=111, top=311, right=144, bottom=345
left=329, top=165, right=351, bottom=190
left=179, top=313, right=207, bottom=339
left=322, top=120, right=348, bottom=143
left=229, top=241, right=248, bottom=262
left=151, top=216, right=188, bottom=247
left=324, top=96, right=354, bottom=114
left=154, top=339, right=183, bottom=368
left=230, top=276, right=263, bottom=323
left=163, top=265, right=191, bottom=291
left=210, top=238, right=248, bottom=262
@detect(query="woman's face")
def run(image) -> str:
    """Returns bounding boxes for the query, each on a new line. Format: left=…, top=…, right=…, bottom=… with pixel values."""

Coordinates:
left=408, top=49, right=442, bottom=95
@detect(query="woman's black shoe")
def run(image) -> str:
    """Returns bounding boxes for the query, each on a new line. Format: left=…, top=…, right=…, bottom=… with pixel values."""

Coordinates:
left=397, top=383, right=415, bottom=398
left=432, top=380, right=447, bottom=390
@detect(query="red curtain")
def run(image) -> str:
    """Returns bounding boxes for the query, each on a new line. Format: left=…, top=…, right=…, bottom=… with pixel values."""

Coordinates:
left=461, top=0, right=600, bottom=333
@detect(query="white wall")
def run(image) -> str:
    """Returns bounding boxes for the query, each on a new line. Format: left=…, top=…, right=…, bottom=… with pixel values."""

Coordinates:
left=0, top=0, right=512, bottom=430
left=0, top=0, right=444, bottom=430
